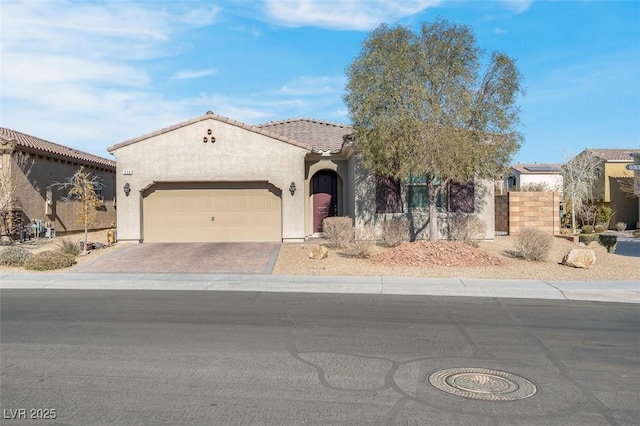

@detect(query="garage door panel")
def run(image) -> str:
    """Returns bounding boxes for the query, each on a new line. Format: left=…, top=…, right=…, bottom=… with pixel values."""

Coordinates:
left=143, top=183, right=281, bottom=242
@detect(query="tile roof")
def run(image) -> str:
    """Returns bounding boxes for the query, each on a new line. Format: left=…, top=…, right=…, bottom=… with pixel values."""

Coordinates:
left=256, top=118, right=353, bottom=153
left=586, top=148, right=638, bottom=162
left=510, top=163, right=563, bottom=174
left=0, top=127, right=115, bottom=168
left=108, top=111, right=313, bottom=152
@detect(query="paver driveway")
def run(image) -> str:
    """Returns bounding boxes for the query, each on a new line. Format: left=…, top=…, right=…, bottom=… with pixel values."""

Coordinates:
left=74, top=243, right=281, bottom=274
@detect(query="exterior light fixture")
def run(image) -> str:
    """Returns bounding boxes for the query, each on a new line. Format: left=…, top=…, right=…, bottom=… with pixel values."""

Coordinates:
left=289, top=181, right=296, bottom=196
left=123, top=182, right=131, bottom=197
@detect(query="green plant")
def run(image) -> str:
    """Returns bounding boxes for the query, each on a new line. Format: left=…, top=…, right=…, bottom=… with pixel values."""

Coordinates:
left=579, top=234, right=600, bottom=245
left=57, top=237, right=81, bottom=256
left=448, top=215, right=486, bottom=247
left=513, top=228, right=553, bottom=262
left=24, top=251, right=76, bottom=271
left=594, top=224, right=606, bottom=234
left=615, top=222, right=627, bottom=231
left=378, top=216, right=409, bottom=247
left=322, top=217, right=354, bottom=249
left=595, top=205, right=613, bottom=225
left=598, top=235, right=618, bottom=253
left=0, top=246, right=32, bottom=266
left=581, top=225, right=594, bottom=234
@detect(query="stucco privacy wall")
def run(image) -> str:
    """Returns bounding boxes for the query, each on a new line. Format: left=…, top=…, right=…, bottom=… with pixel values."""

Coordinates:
left=109, top=116, right=309, bottom=242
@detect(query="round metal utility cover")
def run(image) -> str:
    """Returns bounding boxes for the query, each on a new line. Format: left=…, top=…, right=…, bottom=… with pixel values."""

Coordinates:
left=428, top=367, right=537, bottom=401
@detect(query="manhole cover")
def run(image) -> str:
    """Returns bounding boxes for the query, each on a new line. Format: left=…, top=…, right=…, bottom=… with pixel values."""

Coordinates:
left=428, top=367, right=537, bottom=401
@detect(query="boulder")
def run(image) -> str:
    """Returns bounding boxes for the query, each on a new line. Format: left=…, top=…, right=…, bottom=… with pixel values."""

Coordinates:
left=562, top=248, right=596, bottom=269
left=309, top=245, right=329, bottom=260
left=586, top=241, right=607, bottom=255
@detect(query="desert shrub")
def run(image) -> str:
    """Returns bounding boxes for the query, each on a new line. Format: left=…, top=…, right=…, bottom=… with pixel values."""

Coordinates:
left=615, top=222, right=627, bottom=231
left=378, top=216, right=409, bottom=247
left=581, top=225, right=594, bottom=234
left=448, top=215, right=486, bottom=247
left=323, top=217, right=354, bottom=249
left=594, top=224, right=606, bottom=234
left=579, top=234, right=600, bottom=245
left=513, top=228, right=553, bottom=262
left=598, top=235, right=618, bottom=253
left=633, top=230, right=640, bottom=238
left=341, top=225, right=375, bottom=258
left=24, top=251, right=76, bottom=271
left=595, top=205, right=613, bottom=225
left=57, top=237, right=81, bottom=256
left=0, top=247, right=32, bottom=267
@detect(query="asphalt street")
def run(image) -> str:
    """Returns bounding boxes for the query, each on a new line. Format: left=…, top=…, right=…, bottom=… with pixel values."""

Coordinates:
left=1, top=290, right=639, bottom=425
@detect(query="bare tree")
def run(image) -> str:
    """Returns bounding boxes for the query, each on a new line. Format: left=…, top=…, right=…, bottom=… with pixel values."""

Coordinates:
left=344, top=19, right=523, bottom=241
left=562, top=151, right=602, bottom=233
left=56, top=167, right=103, bottom=255
left=0, top=151, right=33, bottom=241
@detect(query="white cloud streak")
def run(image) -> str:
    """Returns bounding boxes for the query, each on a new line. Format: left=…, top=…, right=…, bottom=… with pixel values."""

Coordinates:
left=263, top=0, right=442, bottom=30
left=173, top=68, right=219, bottom=80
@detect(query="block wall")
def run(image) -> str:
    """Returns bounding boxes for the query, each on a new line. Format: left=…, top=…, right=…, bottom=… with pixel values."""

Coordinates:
left=507, top=191, right=560, bottom=235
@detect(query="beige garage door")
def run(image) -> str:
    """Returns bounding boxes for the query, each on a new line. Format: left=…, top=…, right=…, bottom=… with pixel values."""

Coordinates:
left=143, top=182, right=282, bottom=242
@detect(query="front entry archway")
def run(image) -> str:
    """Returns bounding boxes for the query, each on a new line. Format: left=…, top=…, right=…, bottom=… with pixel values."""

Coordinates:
left=312, top=170, right=338, bottom=233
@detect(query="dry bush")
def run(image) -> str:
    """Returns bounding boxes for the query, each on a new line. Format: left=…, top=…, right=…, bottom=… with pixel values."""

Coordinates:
left=581, top=225, right=594, bottom=234
left=57, top=237, right=81, bottom=256
left=24, top=251, right=76, bottom=271
left=341, top=225, right=375, bottom=258
left=448, top=215, right=486, bottom=247
left=594, top=224, right=606, bottom=234
left=323, top=217, right=354, bottom=249
left=378, top=216, right=409, bottom=247
left=0, top=246, right=32, bottom=266
left=513, top=227, right=553, bottom=262
left=615, top=222, right=627, bottom=231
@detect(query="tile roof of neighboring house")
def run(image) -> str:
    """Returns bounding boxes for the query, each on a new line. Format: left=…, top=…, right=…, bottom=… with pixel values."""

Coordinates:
left=510, top=163, right=563, bottom=174
left=586, top=148, right=638, bottom=162
left=108, top=111, right=313, bottom=152
left=0, top=127, right=115, bottom=168
left=256, top=118, right=353, bottom=153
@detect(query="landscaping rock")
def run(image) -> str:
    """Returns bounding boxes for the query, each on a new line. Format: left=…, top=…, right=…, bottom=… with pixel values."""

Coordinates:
left=587, top=241, right=607, bottom=255
left=562, top=248, right=596, bottom=269
left=309, top=245, right=329, bottom=260
left=372, top=241, right=504, bottom=267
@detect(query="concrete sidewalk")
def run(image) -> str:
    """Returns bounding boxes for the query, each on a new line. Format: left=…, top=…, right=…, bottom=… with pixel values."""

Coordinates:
left=1, top=273, right=638, bottom=304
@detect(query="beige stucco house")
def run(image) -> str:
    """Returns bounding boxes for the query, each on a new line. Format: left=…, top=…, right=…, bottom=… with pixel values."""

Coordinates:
left=108, top=111, right=494, bottom=243
left=573, top=148, right=639, bottom=228
left=0, top=128, right=116, bottom=240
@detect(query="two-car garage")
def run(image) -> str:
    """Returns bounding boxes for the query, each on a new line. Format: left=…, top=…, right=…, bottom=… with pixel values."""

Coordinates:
left=142, top=182, right=282, bottom=243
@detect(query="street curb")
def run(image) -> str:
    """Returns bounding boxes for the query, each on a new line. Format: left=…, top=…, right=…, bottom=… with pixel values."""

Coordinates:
left=1, top=274, right=638, bottom=304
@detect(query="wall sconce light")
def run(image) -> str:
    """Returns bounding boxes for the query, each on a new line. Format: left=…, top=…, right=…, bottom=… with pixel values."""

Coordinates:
left=123, top=182, right=131, bottom=197
left=289, top=181, right=296, bottom=196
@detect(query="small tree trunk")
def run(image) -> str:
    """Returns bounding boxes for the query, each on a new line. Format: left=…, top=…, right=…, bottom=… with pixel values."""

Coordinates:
left=428, top=181, right=438, bottom=242
left=82, top=206, right=88, bottom=256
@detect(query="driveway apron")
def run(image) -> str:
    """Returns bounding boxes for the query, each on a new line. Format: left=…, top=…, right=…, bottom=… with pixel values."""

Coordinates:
left=73, top=243, right=281, bottom=274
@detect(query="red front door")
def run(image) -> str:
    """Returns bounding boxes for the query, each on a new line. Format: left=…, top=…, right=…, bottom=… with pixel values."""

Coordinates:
left=313, top=171, right=338, bottom=233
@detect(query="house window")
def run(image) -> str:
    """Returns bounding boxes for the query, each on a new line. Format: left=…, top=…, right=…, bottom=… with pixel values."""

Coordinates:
left=407, top=175, right=445, bottom=210
left=449, top=181, right=475, bottom=213
left=375, top=175, right=402, bottom=213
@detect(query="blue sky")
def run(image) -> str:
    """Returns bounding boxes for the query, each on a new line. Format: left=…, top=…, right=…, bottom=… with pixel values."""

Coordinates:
left=1, top=0, right=638, bottom=165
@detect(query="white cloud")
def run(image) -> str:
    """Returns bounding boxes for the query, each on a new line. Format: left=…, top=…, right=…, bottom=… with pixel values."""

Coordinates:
left=493, top=27, right=507, bottom=35
left=173, top=68, right=219, bottom=80
left=499, top=0, right=533, bottom=14
left=0, top=0, right=222, bottom=156
left=263, top=0, right=441, bottom=30
left=276, top=76, right=345, bottom=96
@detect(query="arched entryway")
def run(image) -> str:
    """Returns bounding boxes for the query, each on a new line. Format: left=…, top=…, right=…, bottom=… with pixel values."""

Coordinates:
left=312, top=170, right=338, bottom=233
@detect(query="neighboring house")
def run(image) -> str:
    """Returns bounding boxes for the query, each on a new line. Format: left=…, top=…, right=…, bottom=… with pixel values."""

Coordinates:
left=503, top=164, right=563, bottom=194
left=107, top=111, right=494, bottom=243
left=571, top=148, right=639, bottom=229
left=0, top=128, right=116, bottom=239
